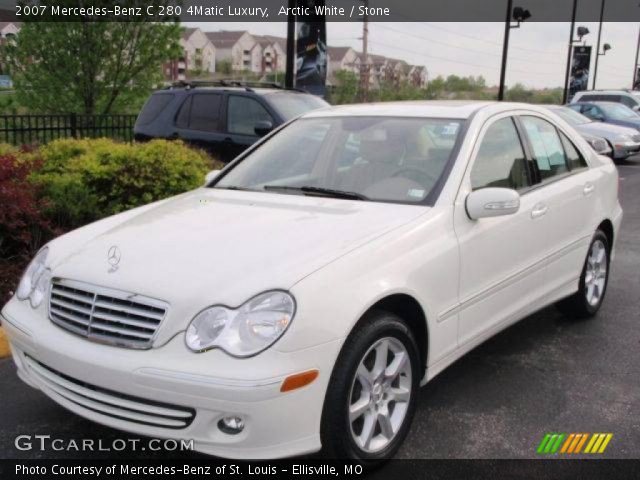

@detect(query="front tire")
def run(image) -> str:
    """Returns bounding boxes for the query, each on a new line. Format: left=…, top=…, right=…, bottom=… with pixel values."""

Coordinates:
left=320, top=310, right=420, bottom=463
left=558, top=230, right=610, bottom=319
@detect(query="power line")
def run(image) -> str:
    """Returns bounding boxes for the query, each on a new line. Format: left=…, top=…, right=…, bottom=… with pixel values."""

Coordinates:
left=374, top=23, right=565, bottom=66
left=414, top=22, right=564, bottom=57
left=366, top=38, right=563, bottom=78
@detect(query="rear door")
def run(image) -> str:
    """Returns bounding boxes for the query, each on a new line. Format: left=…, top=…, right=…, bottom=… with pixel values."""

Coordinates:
left=173, top=92, right=226, bottom=160
left=518, top=115, right=599, bottom=295
left=222, top=95, right=276, bottom=161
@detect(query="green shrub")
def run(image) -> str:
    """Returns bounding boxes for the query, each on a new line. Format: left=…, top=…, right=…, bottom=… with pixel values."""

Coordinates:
left=31, top=138, right=221, bottom=229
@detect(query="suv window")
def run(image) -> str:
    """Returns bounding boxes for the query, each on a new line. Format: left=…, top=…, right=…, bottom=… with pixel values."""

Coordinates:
left=521, top=116, right=569, bottom=181
left=559, top=132, right=588, bottom=170
left=227, top=96, right=273, bottom=135
left=470, top=117, right=529, bottom=191
left=137, top=94, right=174, bottom=125
left=177, top=93, right=222, bottom=131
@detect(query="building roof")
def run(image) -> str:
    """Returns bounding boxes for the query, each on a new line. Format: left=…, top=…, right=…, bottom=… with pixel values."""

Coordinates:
left=255, top=35, right=286, bottom=49
left=328, top=46, right=354, bottom=60
left=182, top=27, right=198, bottom=40
left=0, top=21, right=20, bottom=30
left=205, top=30, right=248, bottom=48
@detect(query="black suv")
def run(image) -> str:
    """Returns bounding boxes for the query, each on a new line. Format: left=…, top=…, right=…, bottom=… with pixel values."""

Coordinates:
left=134, top=81, right=329, bottom=163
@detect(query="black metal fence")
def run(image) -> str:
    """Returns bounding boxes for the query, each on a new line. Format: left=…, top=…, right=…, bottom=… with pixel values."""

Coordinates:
left=0, top=113, right=138, bottom=145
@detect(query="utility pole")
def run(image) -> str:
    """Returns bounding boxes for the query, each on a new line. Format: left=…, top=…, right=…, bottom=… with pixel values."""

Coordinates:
left=593, top=0, right=605, bottom=89
left=359, top=0, right=369, bottom=102
left=633, top=26, right=640, bottom=89
left=285, top=0, right=296, bottom=89
left=562, top=0, right=578, bottom=104
left=498, top=0, right=513, bottom=101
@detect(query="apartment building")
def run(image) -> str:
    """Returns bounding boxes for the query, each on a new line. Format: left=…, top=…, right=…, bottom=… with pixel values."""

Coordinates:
left=327, top=45, right=427, bottom=88
left=0, top=21, right=19, bottom=76
left=165, top=27, right=216, bottom=82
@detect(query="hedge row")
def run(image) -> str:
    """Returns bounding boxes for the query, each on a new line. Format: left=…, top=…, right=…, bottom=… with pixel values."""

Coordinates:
left=0, top=138, right=223, bottom=301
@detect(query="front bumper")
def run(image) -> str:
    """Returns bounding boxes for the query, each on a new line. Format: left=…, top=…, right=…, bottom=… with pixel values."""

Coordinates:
left=613, top=141, right=640, bottom=159
left=1, top=298, right=342, bottom=459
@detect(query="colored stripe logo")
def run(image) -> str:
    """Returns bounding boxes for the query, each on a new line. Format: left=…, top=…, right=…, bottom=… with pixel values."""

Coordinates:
left=537, top=433, right=613, bottom=454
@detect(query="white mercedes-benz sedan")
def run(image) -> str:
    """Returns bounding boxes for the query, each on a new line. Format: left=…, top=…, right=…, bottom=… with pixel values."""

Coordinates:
left=2, top=101, right=622, bottom=461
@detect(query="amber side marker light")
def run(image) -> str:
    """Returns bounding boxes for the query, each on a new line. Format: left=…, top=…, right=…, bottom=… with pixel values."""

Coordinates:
left=281, top=369, right=319, bottom=392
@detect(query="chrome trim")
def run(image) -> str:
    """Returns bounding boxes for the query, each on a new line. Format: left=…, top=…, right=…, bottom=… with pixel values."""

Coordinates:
left=48, top=278, right=168, bottom=350
left=24, top=355, right=195, bottom=429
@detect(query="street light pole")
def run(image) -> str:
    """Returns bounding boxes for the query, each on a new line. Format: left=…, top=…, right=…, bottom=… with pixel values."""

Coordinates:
left=633, top=26, right=640, bottom=89
left=562, top=0, right=578, bottom=104
left=498, top=0, right=513, bottom=101
left=592, top=0, right=606, bottom=89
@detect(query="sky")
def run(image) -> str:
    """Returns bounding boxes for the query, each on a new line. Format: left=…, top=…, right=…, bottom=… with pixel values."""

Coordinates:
left=186, top=21, right=639, bottom=90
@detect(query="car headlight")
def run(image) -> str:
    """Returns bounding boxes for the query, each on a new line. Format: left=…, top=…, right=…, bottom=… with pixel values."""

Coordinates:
left=617, top=134, right=633, bottom=142
left=185, top=291, right=295, bottom=357
left=16, top=247, right=51, bottom=308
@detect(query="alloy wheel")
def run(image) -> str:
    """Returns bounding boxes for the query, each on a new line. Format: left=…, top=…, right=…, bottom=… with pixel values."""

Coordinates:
left=348, top=337, right=412, bottom=453
left=585, top=239, right=608, bottom=306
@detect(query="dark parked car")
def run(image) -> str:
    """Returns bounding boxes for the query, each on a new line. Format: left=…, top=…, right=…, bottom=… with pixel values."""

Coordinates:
left=568, top=101, right=640, bottom=132
left=134, top=81, right=329, bottom=163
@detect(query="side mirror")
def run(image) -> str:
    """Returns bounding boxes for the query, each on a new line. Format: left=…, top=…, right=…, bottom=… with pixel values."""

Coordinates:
left=254, top=120, right=274, bottom=137
left=204, top=169, right=220, bottom=185
left=466, top=188, right=520, bottom=220
left=633, top=105, right=640, bottom=112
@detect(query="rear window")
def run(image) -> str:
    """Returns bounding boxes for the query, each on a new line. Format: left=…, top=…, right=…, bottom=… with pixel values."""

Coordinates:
left=266, top=93, right=329, bottom=119
left=137, top=94, right=174, bottom=125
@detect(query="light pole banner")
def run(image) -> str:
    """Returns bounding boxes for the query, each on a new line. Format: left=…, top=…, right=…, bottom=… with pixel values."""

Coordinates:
left=569, top=45, right=592, bottom=100
left=293, top=0, right=327, bottom=96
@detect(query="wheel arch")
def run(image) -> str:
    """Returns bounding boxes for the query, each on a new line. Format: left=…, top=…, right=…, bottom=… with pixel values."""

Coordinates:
left=355, top=293, right=429, bottom=377
left=597, top=218, right=614, bottom=248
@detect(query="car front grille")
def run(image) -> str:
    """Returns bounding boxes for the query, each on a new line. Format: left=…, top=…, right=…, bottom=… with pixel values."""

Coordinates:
left=24, top=355, right=195, bottom=429
left=49, top=279, right=168, bottom=349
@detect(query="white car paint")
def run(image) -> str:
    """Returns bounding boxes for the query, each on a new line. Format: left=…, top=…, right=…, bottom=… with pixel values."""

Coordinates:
left=1, top=101, right=623, bottom=459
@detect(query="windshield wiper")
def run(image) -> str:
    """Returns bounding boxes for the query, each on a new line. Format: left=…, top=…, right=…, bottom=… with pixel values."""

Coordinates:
left=263, top=185, right=368, bottom=201
left=217, top=185, right=256, bottom=192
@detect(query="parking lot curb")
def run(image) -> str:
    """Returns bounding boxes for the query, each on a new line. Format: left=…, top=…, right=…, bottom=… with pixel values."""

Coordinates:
left=0, top=327, right=10, bottom=358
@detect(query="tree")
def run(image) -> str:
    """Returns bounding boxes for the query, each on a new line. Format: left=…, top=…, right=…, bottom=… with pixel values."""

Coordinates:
left=216, top=59, right=233, bottom=75
left=7, top=8, right=181, bottom=115
left=327, top=70, right=359, bottom=105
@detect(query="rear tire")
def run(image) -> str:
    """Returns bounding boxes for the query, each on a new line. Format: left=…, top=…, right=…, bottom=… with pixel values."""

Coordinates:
left=557, top=230, right=610, bottom=319
left=320, top=310, right=420, bottom=464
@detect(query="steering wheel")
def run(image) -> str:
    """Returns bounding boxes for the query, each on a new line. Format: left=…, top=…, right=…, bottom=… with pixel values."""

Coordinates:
left=391, top=166, right=439, bottom=186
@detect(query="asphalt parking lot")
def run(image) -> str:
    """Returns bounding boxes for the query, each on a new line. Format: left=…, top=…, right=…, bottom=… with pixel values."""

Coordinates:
left=1, top=160, right=639, bottom=460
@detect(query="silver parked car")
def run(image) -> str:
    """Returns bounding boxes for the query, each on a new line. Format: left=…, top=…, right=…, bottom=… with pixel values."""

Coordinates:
left=549, top=105, right=640, bottom=160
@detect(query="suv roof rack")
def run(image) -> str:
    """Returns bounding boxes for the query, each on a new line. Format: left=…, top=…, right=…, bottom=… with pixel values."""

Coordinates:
left=164, top=79, right=304, bottom=93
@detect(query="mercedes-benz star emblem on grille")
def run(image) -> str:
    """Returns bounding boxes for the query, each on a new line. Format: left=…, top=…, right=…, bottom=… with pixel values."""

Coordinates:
left=107, top=246, right=121, bottom=272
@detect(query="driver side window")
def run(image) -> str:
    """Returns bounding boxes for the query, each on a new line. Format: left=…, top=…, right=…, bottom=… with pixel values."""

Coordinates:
left=470, top=117, right=530, bottom=191
left=227, top=96, right=273, bottom=136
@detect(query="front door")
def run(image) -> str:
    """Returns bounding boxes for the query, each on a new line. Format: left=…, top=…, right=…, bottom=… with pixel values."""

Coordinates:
left=454, top=115, right=550, bottom=345
left=222, top=95, right=275, bottom=162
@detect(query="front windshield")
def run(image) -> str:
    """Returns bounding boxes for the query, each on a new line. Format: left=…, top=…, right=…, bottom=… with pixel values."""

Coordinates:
left=213, top=116, right=464, bottom=204
left=598, top=103, right=639, bottom=120
left=553, top=107, right=591, bottom=126
left=267, top=93, right=329, bottom=119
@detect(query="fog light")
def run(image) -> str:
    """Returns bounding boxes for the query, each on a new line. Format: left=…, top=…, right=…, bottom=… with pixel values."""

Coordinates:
left=218, top=416, right=244, bottom=435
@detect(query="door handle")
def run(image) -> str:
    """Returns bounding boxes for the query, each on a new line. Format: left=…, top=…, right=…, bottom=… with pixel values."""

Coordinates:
left=583, top=182, right=595, bottom=196
left=531, top=203, right=548, bottom=219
